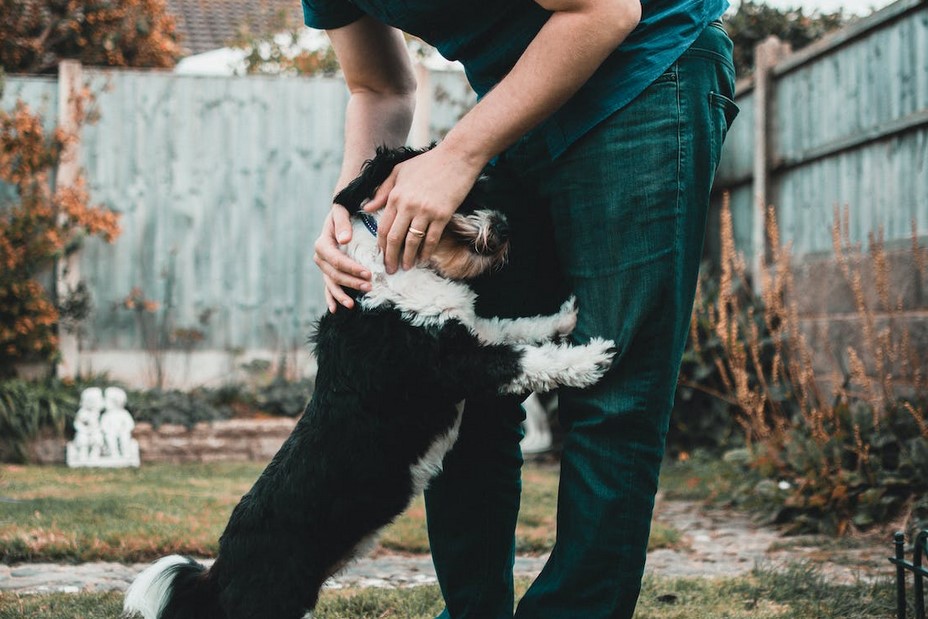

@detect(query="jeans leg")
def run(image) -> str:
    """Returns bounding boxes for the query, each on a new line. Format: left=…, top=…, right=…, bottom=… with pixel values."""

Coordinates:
left=513, top=23, right=737, bottom=619
left=425, top=396, right=524, bottom=619
left=425, top=162, right=569, bottom=619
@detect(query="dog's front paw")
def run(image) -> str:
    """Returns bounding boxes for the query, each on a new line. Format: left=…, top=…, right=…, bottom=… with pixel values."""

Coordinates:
left=558, top=337, right=616, bottom=388
left=501, top=338, right=616, bottom=395
left=554, top=296, right=578, bottom=338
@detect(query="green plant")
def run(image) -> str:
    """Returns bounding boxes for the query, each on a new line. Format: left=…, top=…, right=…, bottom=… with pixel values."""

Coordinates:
left=128, top=388, right=231, bottom=428
left=0, top=376, right=108, bottom=462
left=255, top=377, right=313, bottom=418
left=230, top=11, right=339, bottom=77
left=669, top=272, right=757, bottom=458
left=723, top=1, right=849, bottom=76
left=700, top=197, right=928, bottom=535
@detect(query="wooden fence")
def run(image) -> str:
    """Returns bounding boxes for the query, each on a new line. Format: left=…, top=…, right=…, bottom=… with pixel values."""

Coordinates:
left=710, top=0, right=927, bottom=274
left=1, top=63, right=471, bottom=388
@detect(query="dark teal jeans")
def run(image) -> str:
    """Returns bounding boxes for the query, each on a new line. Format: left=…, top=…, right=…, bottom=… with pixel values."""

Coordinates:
left=425, top=22, right=738, bottom=619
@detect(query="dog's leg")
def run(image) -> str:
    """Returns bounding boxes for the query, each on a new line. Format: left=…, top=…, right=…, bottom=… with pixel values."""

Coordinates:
left=438, top=322, right=614, bottom=396
left=499, top=338, right=616, bottom=394
left=472, top=297, right=577, bottom=345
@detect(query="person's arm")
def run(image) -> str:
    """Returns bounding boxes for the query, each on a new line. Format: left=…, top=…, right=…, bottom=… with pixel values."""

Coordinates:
left=312, top=15, right=417, bottom=311
left=365, top=0, right=642, bottom=273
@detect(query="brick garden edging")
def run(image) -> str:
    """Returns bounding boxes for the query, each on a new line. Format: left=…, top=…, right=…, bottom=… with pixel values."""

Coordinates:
left=27, top=419, right=298, bottom=464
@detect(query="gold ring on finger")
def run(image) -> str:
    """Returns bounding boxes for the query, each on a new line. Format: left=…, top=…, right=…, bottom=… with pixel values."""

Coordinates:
left=407, top=227, right=426, bottom=238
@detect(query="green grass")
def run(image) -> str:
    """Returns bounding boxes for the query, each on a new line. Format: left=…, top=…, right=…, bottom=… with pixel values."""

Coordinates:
left=0, top=461, right=685, bottom=563
left=657, top=452, right=747, bottom=502
left=0, top=566, right=896, bottom=619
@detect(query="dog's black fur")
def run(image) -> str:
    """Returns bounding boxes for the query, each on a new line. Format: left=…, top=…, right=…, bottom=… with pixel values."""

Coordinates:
left=124, top=147, right=613, bottom=619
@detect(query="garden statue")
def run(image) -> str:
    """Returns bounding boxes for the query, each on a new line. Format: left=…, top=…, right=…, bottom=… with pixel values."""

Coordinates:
left=100, top=387, right=140, bottom=467
left=66, top=386, right=140, bottom=468
left=67, top=387, right=104, bottom=465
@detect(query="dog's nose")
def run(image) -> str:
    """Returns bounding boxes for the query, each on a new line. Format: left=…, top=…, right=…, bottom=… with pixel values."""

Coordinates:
left=491, top=219, right=510, bottom=241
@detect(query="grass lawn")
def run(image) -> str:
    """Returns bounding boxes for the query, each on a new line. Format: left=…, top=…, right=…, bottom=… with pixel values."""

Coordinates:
left=0, top=461, right=681, bottom=563
left=0, top=565, right=895, bottom=618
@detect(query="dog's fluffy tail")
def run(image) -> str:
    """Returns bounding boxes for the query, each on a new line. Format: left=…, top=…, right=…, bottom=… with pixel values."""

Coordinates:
left=123, top=555, right=223, bottom=619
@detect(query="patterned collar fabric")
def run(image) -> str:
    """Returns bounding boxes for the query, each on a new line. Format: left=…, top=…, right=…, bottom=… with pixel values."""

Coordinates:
left=358, top=212, right=378, bottom=237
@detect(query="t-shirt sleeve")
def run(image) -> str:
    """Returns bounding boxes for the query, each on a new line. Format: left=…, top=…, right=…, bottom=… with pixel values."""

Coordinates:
left=301, top=0, right=364, bottom=29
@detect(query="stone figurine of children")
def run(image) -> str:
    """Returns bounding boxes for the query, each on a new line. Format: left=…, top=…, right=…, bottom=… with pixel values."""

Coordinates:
left=71, top=387, right=105, bottom=462
left=101, top=387, right=138, bottom=463
left=67, top=386, right=140, bottom=467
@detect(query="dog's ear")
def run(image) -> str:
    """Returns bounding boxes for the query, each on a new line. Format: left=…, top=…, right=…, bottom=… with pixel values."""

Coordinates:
left=333, top=146, right=431, bottom=215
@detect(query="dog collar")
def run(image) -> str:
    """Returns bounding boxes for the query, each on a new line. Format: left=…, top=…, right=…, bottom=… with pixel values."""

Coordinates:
left=358, top=212, right=378, bottom=237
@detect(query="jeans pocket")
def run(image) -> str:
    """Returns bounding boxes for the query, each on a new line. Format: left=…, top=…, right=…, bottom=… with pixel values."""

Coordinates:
left=709, top=91, right=739, bottom=130
left=708, top=91, right=739, bottom=176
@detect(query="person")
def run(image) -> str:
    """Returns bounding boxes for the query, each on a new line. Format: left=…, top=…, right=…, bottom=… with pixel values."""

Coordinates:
left=308, top=0, right=737, bottom=617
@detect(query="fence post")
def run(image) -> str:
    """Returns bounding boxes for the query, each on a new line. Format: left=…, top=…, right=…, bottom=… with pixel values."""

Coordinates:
left=55, top=60, right=83, bottom=379
left=751, top=36, right=790, bottom=293
left=897, top=532, right=909, bottom=619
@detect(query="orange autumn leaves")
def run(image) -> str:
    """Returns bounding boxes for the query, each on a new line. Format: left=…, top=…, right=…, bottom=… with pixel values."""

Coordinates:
left=0, top=98, right=119, bottom=371
left=0, top=0, right=180, bottom=74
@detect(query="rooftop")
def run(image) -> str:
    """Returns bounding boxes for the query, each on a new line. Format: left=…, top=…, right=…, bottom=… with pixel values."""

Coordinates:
left=167, top=0, right=305, bottom=55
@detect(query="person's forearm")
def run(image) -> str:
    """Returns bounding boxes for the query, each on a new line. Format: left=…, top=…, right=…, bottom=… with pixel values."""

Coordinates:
left=440, top=0, right=641, bottom=170
left=334, top=90, right=416, bottom=193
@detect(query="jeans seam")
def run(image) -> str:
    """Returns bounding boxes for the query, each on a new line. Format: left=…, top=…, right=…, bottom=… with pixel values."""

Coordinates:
left=673, top=60, right=684, bottom=330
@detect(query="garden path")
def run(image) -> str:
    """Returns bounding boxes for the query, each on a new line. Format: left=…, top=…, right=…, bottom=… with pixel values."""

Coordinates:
left=0, top=497, right=892, bottom=595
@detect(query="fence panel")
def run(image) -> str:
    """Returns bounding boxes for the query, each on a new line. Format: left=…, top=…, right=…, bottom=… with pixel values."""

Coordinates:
left=712, top=0, right=928, bottom=265
left=76, top=70, right=347, bottom=354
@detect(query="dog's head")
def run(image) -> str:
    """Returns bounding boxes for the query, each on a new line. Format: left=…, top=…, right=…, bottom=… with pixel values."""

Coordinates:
left=334, top=146, right=510, bottom=281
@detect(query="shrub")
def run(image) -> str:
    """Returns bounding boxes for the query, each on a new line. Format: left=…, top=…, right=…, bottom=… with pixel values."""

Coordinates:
left=0, top=95, right=120, bottom=376
left=0, top=376, right=104, bottom=462
left=669, top=273, right=754, bottom=458
left=723, top=1, right=848, bottom=76
left=0, top=0, right=180, bottom=74
left=699, top=196, right=928, bottom=535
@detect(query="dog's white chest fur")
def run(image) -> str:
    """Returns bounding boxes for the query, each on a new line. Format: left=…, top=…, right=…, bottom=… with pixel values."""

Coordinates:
left=409, top=403, right=465, bottom=495
left=344, top=220, right=478, bottom=329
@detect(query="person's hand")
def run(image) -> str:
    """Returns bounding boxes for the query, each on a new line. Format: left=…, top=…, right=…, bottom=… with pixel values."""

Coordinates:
left=313, top=204, right=372, bottom=312
left=363, top=145, right=484, bottom=273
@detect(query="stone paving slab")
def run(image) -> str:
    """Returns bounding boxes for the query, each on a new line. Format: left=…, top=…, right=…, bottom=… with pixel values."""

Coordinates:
left=0, top=499, right=890, bottom=595
left=0, top=555, right=550, bottom=595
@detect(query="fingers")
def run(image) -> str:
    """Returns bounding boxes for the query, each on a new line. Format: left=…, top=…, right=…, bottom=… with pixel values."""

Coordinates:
left=313, top=249, right=371, bottom=292
left=323, top=282, right=338, bottom=313
left=382, top=208, right=412, bottom=274
left=321, top=271, right=355, bottom=311
left=402, top=219, right=429, bottom=271
left=331, top=204, right=353, bottom=244
left=313, top=206, right=371, bottom=312
left=418, top=220, right=446, bottom=265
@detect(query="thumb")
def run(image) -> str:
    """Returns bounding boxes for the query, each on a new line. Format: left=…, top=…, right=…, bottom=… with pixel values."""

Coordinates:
left=332, top=204, right=353, bottom=244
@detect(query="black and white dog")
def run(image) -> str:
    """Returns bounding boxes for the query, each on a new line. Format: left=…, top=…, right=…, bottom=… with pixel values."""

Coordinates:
left=123, top=147, right=615, bottom=619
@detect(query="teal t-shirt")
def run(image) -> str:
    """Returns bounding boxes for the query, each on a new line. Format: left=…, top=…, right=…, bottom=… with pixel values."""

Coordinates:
left=302, top=0, right=729, bottom=158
